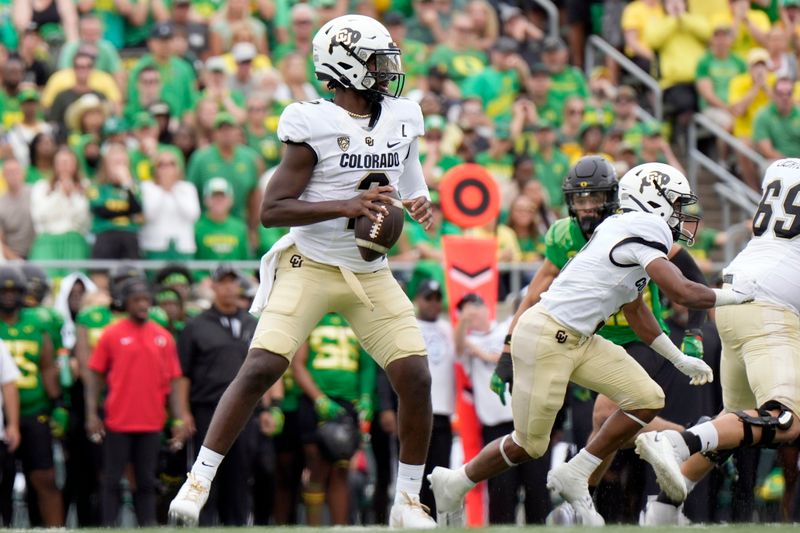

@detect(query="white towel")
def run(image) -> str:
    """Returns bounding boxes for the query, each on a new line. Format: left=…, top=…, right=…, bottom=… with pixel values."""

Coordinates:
left=249, top=233, right=296, bottom=316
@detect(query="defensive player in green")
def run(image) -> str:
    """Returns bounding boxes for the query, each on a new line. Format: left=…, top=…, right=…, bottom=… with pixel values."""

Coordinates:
left=291, top=313, right=376, bottom=526
left=0, top=266, right=63, bottom=527
left=491, top=156, right=710, bottom=493
left=20, top=265, right=71, bottom=439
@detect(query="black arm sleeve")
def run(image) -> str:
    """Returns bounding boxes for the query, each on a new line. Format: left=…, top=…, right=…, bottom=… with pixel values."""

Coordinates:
left=90, top=188, right=142, bottom=219
left=670, top=247, right=707, bottom=331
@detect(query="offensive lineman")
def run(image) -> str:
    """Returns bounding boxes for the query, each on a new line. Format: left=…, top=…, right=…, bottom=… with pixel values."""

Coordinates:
left=491, top=156, right=711, bottom=502
left=429, top=163, right=753, bottom=525
left=170, top=15, right=437, bottom=528
left=637, top=158, right=800, bottom=524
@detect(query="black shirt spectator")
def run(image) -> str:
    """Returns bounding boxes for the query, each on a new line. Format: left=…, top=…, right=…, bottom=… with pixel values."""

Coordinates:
left=178, top=265, right=257, bottom=526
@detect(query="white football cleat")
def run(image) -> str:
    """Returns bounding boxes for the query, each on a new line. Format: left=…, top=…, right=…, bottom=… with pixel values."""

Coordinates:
left=546, top=502, right=579, bottom=525
left=639, top=495, right=691, bottom=526
left=389, top=492, right=436, bottom=529
left=168, top=473, right=211, bottom=526
left=634, top=431, right=689, bottom=503
left=546, top=462, right=605, bottom=526
left=427, top=466, right=470, bottom=525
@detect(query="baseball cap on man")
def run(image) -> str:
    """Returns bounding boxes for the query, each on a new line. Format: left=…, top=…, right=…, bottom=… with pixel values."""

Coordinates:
left=747, top=48, right=770, bottom=67
left=204, top=177, right=233, bottom=198
left=212, top=264, right=241, bottom=282
left=415, top=279, right=443, bottom=299
left=456, top=293, right=485, bottom=311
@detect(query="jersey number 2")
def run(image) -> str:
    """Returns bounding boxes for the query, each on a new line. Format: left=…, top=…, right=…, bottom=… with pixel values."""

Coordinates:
left=345, top=172, right=390, bottom=230
left=752, top=180, right=800, bottom=239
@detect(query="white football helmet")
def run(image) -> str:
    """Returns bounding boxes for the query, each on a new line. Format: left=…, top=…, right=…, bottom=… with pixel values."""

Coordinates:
left=312, top=15, right=404, bottom=98
left=618, top=162, right=700, bottom=244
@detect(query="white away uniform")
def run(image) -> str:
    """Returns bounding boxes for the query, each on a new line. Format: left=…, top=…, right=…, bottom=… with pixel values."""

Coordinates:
left=250, top=97, right=430, bottom=367
left=509, top=211, right=671, bottom=458
left=717, top=158, right=800, bottom=415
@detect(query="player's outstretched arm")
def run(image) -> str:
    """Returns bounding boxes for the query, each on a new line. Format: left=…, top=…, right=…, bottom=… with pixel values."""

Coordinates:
left=645, top=257, right=752, bottom=309
left=624, top=295, right=713, bottom=386
left=260, top=143, right=398, bottom=228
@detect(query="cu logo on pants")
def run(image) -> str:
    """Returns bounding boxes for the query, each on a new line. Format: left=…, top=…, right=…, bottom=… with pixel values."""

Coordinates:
left=290, top=254, right=303, bottom=268
left=555, top=330, right=568, bottom=344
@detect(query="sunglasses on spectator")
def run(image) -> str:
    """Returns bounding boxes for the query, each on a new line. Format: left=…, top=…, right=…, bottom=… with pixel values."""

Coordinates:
left=293, top=19, right=313, bottom=25
left=141, top=77, right=160, bottom=85
left=74, top=62, right=93, bottom=70
left=157, top=160, right=177, bottom=168
left=567, top=108, right=584, bottom=115
left=775, top=90, right=793, bottom=97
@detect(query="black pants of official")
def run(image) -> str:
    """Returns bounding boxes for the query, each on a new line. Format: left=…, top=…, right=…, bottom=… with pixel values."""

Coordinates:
left=64, top=379, right=103, bottom=526
left=193, top=404, right=250, bottom=526
left=101, top=431, right=161, bottom=526
left=481, top=422, right=553, bottom=524
left=369, top=412, right=397, bottom=524
left=419, top=415, right=453, bottom=516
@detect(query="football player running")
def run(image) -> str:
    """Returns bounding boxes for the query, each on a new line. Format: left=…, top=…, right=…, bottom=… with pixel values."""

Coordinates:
left=491, top=156, right=712, bottom=503
left=169, top=15, right=436, bottom=529
left=429, top=162, right=753, bottom=526
left=638, top=158, right=800, bottom=524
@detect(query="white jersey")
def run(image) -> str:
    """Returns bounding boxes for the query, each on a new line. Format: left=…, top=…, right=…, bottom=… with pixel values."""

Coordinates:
left=464, top=318, right=514, bottom=426
left=724, top=158, right=800, bottom=315
left=417, top=318, right=455, bottom=416
left=540, top=211, right=673, bottom=336
left=277, top=97, right=428, bottom=272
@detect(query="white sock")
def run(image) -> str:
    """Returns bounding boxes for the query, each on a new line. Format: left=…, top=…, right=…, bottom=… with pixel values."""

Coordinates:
left=687, top=422, right=719, bottom=453
left=569, top=449, right=603, bottom=479
left=394, top=462, right=425, bottom=504
left=457, top=465, right=478, bottom=490
left=191, top=446, right=224, bottom=483
left=683, top=475, right=698, bottom=494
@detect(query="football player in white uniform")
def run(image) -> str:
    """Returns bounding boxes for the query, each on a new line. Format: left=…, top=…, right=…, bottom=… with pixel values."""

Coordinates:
left=638, top=158, right=800, bottom=525
left=429, top=163, right=754, bottom=526
left=169, top=14, right=437, bottom=529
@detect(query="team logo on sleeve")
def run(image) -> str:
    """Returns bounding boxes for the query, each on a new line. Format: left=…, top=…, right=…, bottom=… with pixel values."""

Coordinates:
left=638, top=170, right=671, bottom=193
left=337, top=136, right=350, bottom=152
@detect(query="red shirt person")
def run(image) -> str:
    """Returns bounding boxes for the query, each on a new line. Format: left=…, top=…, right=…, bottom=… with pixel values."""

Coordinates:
left=86, top=277, right=190, bottom=526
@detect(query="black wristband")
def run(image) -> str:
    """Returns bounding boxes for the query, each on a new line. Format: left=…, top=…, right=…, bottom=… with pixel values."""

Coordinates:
left=504, top=334, right=512, bottom=345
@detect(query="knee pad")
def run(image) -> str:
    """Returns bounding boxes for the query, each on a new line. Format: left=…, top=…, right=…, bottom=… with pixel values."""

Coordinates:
left=512, top=431, right=547, bottom=460
left=736, top=400, right=794, bottom=448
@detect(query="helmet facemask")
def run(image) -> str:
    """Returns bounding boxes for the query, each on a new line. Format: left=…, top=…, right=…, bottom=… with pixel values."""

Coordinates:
left=566, top=188, right=618, bottom=238
left=361, top=50, right=405, bottom=99
left=655, top=181, right=700, bottom=245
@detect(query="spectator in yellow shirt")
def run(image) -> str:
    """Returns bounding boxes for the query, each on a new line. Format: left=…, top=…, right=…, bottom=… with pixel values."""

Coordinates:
left=729, top=0, right=771, bottom=56
left=621, top=0, right=665, bottom=73
left=644, top=0, right=711, bottom=89
left=42, top=46, right=121, bottom=111
left=728, top=48, right=774, bottom=139
left=644, top=0, right=710, bottom=135
left=728, top=47, right=774, bottom=189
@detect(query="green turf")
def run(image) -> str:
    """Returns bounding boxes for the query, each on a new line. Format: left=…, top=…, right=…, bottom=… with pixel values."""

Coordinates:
left=64, top=526, right=800, bottom=532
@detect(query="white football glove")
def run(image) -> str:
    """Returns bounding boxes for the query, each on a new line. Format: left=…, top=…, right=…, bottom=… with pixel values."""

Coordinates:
left=672, top=355, right=714, bottom=386
left=713, top=278, right=756, bottom=306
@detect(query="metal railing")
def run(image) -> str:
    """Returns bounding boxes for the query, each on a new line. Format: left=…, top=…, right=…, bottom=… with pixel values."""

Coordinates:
left=532, top=0, right=559, bottom=39
left=686, top=112, right=763, bottom=205
left=584, top=34, right=662, bottom=121
left=19, top=260, right=542, bottom=300
left=713, top=182, right=757, bottom=264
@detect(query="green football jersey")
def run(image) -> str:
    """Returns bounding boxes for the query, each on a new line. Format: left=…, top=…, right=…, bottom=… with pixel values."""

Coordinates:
left=0, top=308, right=52, bottom=416
left=28, top=306, right=64, bottom=352
left=281, top=367, right=301, bottom=413
left=307, top=314, right=375, bottom=403
left=543, top=218, right=668, bottom=345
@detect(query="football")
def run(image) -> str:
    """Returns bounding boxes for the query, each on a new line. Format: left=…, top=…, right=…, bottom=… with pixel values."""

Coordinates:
left=354, top=192, right=405, bottom=262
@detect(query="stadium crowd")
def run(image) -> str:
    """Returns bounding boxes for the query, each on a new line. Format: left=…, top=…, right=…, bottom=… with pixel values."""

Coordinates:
left=0, top=0, right=797, bottom=527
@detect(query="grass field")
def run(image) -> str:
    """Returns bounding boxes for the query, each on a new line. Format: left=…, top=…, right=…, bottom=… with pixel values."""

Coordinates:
left=68, top=526, right=799, bottom=533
